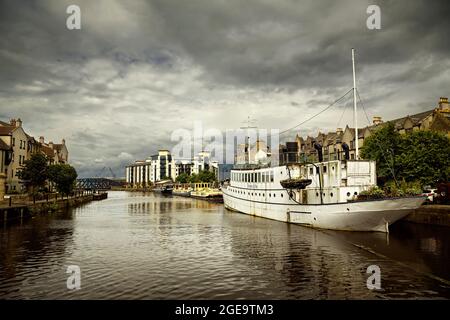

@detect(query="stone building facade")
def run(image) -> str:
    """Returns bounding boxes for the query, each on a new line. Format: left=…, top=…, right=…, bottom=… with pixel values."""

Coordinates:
left=280, top=97, right=450, bottom=164
left=0, top=118, right=69, bottom=193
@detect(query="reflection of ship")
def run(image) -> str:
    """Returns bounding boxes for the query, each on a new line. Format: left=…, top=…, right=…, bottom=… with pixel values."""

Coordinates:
left=153, top=180, right=173, bottom=195
left=222, top=49, right=425, bottom=232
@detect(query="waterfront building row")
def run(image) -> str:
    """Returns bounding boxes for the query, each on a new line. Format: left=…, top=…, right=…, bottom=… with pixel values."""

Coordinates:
left=279, top=96, right=450, bottom=164
left=125, top=150, right=220, bottom=187
left=0, top=118, right=69, bottom=193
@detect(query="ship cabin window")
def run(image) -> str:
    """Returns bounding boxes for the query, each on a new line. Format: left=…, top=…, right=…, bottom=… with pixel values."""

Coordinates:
left=323, top=165, right=327, bottom=173
left=270, top=171, right=274, bottom=182
left=258, top=172, right=261, bottom=183
left=310, top=167, right=313, bottom=175
left=262, top=172, right=265, bottom=183
left=347, top=192, right=351, bottom=197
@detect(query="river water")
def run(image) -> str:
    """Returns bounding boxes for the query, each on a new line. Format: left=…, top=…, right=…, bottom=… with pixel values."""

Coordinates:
left=0, top=191, right=449, bottom=299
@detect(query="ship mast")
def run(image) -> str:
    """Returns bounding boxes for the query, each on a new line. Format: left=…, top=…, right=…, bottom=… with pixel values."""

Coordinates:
left=352, top=48, right=359, bottom=160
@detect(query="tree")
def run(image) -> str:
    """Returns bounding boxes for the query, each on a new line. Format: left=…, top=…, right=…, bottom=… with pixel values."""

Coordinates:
left=17, top=153, right=48, bottom=194
left=361, top=123, right=450, bottom=187
left=197, top=170, right=216, bottom=183
left=360, top=122, right=402, bottom=183
left=175, top=173, right=190, bottom=183
left=48, top=164, right=78, bottom=196
left=397, top=130, right=450, bottom=186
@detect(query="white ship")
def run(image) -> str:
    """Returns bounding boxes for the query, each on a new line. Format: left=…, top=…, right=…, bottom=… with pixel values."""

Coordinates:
left=222, top=49, right=425, bottom=232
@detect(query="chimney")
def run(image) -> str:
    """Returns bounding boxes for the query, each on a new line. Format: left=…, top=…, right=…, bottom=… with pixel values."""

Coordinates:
left=62, top=138, right=66, bottom=145
left=439, top=97, right=449, bottom=110
left=39, top=136, right=45, bottom=144
left=49, top=141, right=54, bottom=149
left=16, top=118, right=22, bottom=127
left=10, top=119, right=16, bottom=127
left=373, top=116, right=383, bottom=125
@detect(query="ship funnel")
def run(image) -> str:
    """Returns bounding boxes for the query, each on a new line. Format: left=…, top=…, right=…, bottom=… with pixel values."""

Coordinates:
left=342, top=142, right=350, bottom=160
left=313, top=142, right=323, bottom=162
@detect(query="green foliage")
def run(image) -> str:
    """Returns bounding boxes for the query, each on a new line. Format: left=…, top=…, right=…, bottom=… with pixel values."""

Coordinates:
left=361, top=124, right=450, bottom=187
left=397, top=130, right=450, bottom=186
left=359, top=186, right=385, bottom=199
left=175, top=173, right=190, bottom=183
left=360, top=122, right=402, bottom=180
left=189, top=170, right=216, bottom=183
left=48, top=164, right=78, bottom=196
left=383, top=180, right=421, bottom=197
left=17, top=153, right=48, bottom=194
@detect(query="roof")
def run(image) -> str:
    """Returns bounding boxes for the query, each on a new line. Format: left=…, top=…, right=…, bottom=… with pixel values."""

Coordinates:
left=0, top=126, right=15, bottom=135
left=40, top=145, right=55, bottom=158
left=0, top=139, right=11, bottom=151
left=53, top=143, right=64, bottom=151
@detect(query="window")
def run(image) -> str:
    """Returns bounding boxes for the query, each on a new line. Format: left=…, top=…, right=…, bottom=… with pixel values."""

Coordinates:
left=323, top=166, right=327, bottom=173
left=330, top=192, right=333, bottom=197
left=258, top=172, right=261, bottom=183
left=347, top=192, right=351, bottom=197
left=310, top=167, right=313, bottom=175
left=12, top=138, right=15, bottom=146
left=270, top=171, right=274, bottom=182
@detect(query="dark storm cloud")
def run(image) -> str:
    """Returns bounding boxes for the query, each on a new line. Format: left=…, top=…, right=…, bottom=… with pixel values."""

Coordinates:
left=0, top=0, right=449, bottom=177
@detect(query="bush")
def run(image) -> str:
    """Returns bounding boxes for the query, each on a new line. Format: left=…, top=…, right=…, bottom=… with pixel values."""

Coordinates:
left=359, top=186, right=385, bottom=199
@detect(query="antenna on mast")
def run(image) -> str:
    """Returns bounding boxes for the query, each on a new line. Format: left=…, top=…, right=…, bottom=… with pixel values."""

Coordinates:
left=352, top=48, right=359, bottom=160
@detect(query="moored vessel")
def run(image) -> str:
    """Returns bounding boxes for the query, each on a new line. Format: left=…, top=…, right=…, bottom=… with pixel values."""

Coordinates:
left=222, top=49, right=425, bottom=232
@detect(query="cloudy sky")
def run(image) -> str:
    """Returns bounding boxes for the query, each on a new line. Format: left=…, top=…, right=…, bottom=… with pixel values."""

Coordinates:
left=0, top=0, right=449, bottom=177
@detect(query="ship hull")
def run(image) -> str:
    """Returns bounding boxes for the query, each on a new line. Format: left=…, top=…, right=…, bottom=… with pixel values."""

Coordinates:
left=223, top=190, right=424, bottom=232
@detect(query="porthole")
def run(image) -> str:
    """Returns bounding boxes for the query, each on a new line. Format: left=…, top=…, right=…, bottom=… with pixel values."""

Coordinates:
left=274, top=194, right=276, bottom=198
left=330, top=192, right=333, bottom=197
left=347, top=192, right=351, bottom=197
left=354, top=192, right=358, bottom=196
left=269, top=194, right=272, bottom=197
left=316, top=192, right=319, bottom=197
left=323, top=193, right=325, bottom=196
left=281, top=194, right=283, bottom=197
left=332, top=166, right=335, bottom=171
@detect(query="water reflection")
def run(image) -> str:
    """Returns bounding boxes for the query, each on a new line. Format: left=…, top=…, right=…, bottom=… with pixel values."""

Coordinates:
left=0, top=191, right=448, bottom=299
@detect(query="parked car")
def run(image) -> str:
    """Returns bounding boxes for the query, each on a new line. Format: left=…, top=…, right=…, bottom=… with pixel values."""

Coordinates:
left=420, top=188, right=437, bottom=203
left=436, top=183, right=450, bottom=205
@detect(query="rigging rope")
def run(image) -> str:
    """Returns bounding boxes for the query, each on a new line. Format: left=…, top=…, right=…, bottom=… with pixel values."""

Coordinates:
left=277, top=88, right=354, bottom=136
